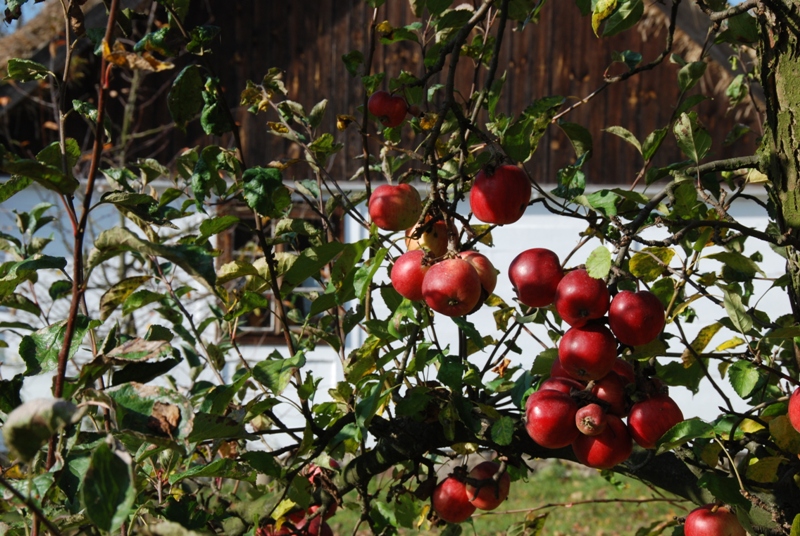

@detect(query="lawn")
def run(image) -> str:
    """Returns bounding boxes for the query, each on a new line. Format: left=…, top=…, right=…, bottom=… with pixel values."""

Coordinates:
left=327, top=459, right=690, bottom=535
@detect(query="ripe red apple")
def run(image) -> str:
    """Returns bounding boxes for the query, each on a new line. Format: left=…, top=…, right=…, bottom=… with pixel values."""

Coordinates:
left=576, top=403, right=607, bottom=436
left=368, top=183, right=422, bottom=231
left=406, top=218, right=454, bottom=258
left=391, top=250, right=430, bottom=301
left=627, top=394, right=684, bottom=449
left=789, top=387, right=800, bottom=433
left=608, top=290, right=665, bottom=346
left=611, top=358, right=636, bottom=385
left=550, top=357, right=573, bottom=379
left=558, top=323, right=618, bottom=381
left=470, top=164, right=532, bottom=225
left=539, top=376, right=585, bottom=395
left=367, top=90, right=408, bottom=128
left=684, top=504, right=746, bottom=536
left=553, top=269, right=610, bottom=327
left=591, top=371, right=630, bottom=418
left=525, top=389, right=580, bottom=449
left=509, top=248, right=564, bottom=308
left=432, top=476, right=476, bottom=523
left=422, top=258, right=482, bottom=317
left=294, top=515, right=333, bottom=536
left=465, top=461, right=511, bottom=511
left=459, top=251, right=498, bottom=295
left=572, top=414, right=632, bottom=469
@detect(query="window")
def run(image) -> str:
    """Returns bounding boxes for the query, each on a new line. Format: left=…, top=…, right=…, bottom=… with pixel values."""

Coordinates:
left=216, top=202, right=343, bottom=345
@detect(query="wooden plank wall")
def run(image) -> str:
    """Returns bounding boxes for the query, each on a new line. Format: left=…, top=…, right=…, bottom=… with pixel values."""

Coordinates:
left=165, top=0, right=760, bottom=186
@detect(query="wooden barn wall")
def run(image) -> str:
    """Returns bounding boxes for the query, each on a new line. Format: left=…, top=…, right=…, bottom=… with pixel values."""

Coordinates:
left=2, top=0, right=760, bottom=187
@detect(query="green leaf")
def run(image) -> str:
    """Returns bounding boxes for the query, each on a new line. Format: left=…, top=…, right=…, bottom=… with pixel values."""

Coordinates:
left=655, top=417, right=714, bottom=454
left=20, top=316, right=98, bottom=375
left=243, top=167, right=292, bottom=218
left=641, top=128, right=667, bottom=161
left=342, top=51, right=364, bottom=77
left=169, top=457, right=254, bottom=485
left=3, top=399, right=83, bottom=461
left=427, top=0, right=452, bottom=15
left=0, top=176, right=33, bottom=203
left=697, top=472, right=750, bottom=510
left=186, top=25, right=221, bottom=54
left=157, top=0, right=190, bottom=22
left=728, top=360, right=760, bottom=398
left=677, top=61, right=707, bottom=92
left=581, top=189, right=620, bottom=217
left=610, top=49, right=642, bottom=71
left=602, top=0, right=643, bottom=37
left=36, top=139, right=81, bottom=173
left=198, top=215, right=239, bottom=243
left=200, top=82, right=235, bottom=136
left=186, top=412, right=249, bottom=442
left=1, top=157, right=79, bottom=195
left=309, top=99, right=328, bottom=130
left=629, top=247, right=674, bottom=282
left=168, top=65, right=205, bottom=131
left=5, top=59, right=51, bottom=82
left=106, top=383, right=194, bottom=439
left=354, top=248, right=389, bottom=300
left=491, top=416, right=515, bottom=446
left=706, top=252, right=765, bottom=278
left=99, top=276, right=152, bottom=321
left=585, top=246, right=612, bottom=279
left=0, top=374, right=23, bottom=414
left=88, top=227, right=217, bottom=291
left=558, top=121, right=593, bottom=158
left=674, top=112, right=711, bottom=163
left=72, top=100, right=113, bottom=138
left=604, top=126, right=641, bottom=154
left=252, top=351, right=306, bottom=395
left=722, top=288, right=753, bottom=334
left=82, top=439, right=137, bottom=532
left=280, top=241, right=346, bottom=296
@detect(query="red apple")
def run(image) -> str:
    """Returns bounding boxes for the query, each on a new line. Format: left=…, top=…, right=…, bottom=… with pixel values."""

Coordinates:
left=470, top=164, right=532, bottom=225
left=391, top=250, right=430, bottom=301
left=575, top=403, right=607, bottom=436
left=465, top=461, right=511, bottom=511
left=368, top=183, right=422, bottom=231
left=789, top=387, right=800, bottom=433
left=509, top=248, right=564, bottom=308
left=684, top=504, right=746, bottom=536
left=609, top=290, right=665, bottom=346
left=368, top=90, right=408, bottom=128
left=422, top=258, right=482, bottom=317
left=539, top=376, right=585, bottom=395
left=553, top=269, right=610, bottom=327
left=406, top=218, right=454, bottom=258
left=612, top=358, right=636, bottom=385
left=591, top=371, right=630, bottom=418
left=294, top=515, right=333, bottom=536
left=432, top=476, right=476, bottom=523
left=558, top=323, right=618, bottom=381
left=627, top=395, right=684, bottom=449
left=572, top=414, right=632, bottom=469
left=525, top=389, right=580, bottom=449
left=459, top=250, right=498, bottom=294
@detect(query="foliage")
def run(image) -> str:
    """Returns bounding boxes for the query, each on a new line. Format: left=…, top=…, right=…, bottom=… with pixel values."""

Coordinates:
left=0, top=0, right=798, bottom=535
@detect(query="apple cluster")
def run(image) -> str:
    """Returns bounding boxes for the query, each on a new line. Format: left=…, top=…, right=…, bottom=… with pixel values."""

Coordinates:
left=373, top=163, right=534, bottom=318
left=431, top=461, right=511, bottom=524
left=515, top=250, right=685, bottom=469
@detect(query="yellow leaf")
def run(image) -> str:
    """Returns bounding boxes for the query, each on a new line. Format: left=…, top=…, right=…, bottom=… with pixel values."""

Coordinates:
left=699, top=442, right=721, bottom=468
left=103, top=41, right=173, bottom=71
left=591, top=0, right=617, bottom=36
left=451, top=442, right=478, bottom=455
left=268, top=122, right=289, bottom=134
left=746, top=169, right=769, bottom=184
left=336, top=114, right=356, bottom=131
left=739, top=418, right=765, bottom=433
left=669, top=293, right=701, bottom=322
left=680, top=322, right=722, bottom=364
left=746, top=456, right=785, bottom=483
left=629, top=247, right=675, bottom=282
left=2, top=464, right=26, bottom=479
left=770, top=415, right=800, bottom=454
left=420, top=113, right=438, bottom=130
left=376, top=20, right=393, bottom=34
left=716, top=337, right=745, bottom=351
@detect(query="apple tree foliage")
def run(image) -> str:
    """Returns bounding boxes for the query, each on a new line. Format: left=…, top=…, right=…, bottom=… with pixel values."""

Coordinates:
left=0, top=0, right=799, bottom=534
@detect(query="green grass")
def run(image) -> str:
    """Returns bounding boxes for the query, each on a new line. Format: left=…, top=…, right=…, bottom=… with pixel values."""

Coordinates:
left=328, top=460, right=691, bottom=535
